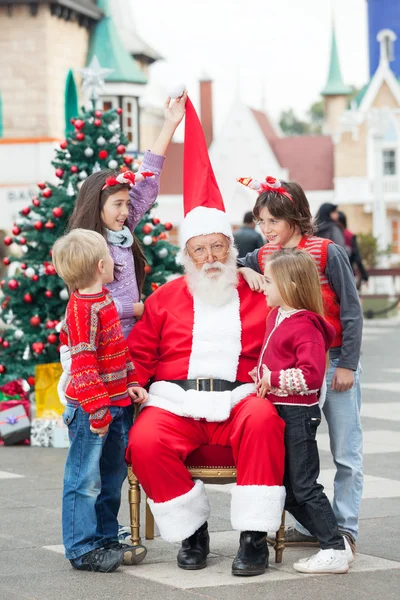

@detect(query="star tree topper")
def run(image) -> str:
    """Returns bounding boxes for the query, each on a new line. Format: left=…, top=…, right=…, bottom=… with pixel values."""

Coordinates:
left=78, top=56, right=113, bottom=99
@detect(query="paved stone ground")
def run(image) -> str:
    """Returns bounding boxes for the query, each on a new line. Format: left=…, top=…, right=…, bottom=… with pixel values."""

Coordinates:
left=0, top=316, right=399, bottom=599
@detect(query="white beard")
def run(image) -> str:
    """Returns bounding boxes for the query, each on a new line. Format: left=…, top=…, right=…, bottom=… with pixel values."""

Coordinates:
left=182, top=247, right=239, bottom=307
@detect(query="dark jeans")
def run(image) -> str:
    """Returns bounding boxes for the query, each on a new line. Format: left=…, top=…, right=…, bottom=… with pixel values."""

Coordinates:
left=276, top=404, right=345, bottom=550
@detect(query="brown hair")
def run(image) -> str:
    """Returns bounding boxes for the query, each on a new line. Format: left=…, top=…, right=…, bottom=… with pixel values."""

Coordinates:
left=267, top=248, right=324, bottom=315
left=68, top=171, right=146, bottom=292
left=52, top=229, right=108, bottom=291
left=253, top=180, right=315, bottom=236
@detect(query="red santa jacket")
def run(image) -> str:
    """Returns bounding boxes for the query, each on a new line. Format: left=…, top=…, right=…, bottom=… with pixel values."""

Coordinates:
left=257, top=308, right=335, bottom=407
left=127, top=275, right=268, bottom=421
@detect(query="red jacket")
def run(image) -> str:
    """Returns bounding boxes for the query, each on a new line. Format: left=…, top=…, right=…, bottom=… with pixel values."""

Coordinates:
left=60, top=289, right=138, bottom=428
left=258, top=308, right=335, bottom=407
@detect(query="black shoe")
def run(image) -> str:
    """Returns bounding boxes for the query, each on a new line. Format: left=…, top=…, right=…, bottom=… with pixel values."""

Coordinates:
left=232, top=531, right=269, bottom=576
left=177, top=522, right=210, bottom=570
left=104, top=541, right=147, bottom=565
left=70, top=548, right=124, bottom=573
left=267, top=526, right=319, bottom=547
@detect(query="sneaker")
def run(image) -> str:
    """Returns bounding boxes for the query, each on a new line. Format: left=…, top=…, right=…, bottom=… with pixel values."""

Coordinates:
left=70, top=548, right=124, bottom=573
left=267, top=526, right=319, bottom=547
left=118, top=524, right=132, bottom=543
left=339, top=529, right=357, bottom=555
left=104, top=541, right=147, bottom=566
left=343, top=536, right=354, bottom=565
left=293, top=548, right=349, bottom=574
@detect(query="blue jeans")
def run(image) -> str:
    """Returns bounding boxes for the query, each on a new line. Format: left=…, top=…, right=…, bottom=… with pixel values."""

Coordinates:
left=62, top=404, right=127, bottom=560
left=296, top=358, right=363, bottom=539
left=277, top=404, right=344, bottom=550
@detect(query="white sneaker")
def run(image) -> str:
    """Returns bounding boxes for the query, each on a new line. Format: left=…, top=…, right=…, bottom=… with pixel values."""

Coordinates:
left=343, top=535, right=354, bottom=565
left=293, top=548, right=349, bottom=574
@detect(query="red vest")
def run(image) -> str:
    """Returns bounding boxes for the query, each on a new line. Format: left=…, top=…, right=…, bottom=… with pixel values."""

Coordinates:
left=258, top=236, right=342, bottom=348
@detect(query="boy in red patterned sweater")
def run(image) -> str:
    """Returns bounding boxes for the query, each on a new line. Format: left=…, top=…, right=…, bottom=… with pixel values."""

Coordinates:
left=52, top=229, right=148, bottom=573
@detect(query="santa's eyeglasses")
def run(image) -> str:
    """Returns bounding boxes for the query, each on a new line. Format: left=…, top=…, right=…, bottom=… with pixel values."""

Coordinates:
left=187, top=241, right=230, bottom=264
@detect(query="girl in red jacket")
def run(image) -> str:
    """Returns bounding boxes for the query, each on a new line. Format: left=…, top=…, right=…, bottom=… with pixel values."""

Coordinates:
left=254, top=249, right=353, bottom=574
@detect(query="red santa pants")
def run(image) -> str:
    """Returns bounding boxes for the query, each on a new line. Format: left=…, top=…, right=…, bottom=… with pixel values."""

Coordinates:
left=126, top=395, right=286, bottom=543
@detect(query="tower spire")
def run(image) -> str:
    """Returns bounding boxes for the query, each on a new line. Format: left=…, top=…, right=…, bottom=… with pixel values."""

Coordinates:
left=321, top=21, right=352, bottom=96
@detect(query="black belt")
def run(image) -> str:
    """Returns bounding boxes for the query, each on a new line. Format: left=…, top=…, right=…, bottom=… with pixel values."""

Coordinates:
left=166, top=378, right=244, bottom=392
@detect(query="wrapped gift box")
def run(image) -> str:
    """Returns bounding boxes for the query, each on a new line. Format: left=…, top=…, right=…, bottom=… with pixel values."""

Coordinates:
left=0, top=404, right=31, bottom=445
left=30, top=418, right=70, bottom=448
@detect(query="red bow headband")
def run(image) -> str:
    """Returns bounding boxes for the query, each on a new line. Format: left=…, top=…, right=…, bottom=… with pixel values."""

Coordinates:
left=102, top=170, right=154, bottom=191
left=237, top=176, right=293, bottom=203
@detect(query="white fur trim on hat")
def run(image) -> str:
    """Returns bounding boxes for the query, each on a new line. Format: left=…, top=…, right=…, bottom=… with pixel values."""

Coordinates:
left=180, top=206, right=233, bottom=249
left=147, top=479, right=210, bottom=543
left=231, top=484, right=286, bottom=533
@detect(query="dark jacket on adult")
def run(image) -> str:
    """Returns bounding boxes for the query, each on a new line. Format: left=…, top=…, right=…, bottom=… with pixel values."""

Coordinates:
left=315, top=203, right=345, bottom=248
left=233, top=226, right=264, bottom=258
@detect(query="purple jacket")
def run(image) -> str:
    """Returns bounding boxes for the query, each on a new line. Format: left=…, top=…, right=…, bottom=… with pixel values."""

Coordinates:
left=107, top=150, right=165, bottom=338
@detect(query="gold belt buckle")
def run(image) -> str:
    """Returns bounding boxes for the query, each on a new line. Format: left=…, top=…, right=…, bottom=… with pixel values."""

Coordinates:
left=196, top=377, right=214, bottom=391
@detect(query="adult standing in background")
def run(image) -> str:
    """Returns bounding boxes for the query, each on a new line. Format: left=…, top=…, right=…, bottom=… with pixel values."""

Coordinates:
left=233, top=211, right=264, bottom=258
left=315, top=203, right=346, bottom=247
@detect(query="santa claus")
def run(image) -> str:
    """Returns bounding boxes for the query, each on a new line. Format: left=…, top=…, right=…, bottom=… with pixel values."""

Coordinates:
left=125, top=98, right=286, bottom=577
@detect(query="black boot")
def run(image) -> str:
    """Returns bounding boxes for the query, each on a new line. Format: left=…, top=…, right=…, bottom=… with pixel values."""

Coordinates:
left=177, top=522, right=210, bottom=570
left=231, top=531, right=269, bottom=576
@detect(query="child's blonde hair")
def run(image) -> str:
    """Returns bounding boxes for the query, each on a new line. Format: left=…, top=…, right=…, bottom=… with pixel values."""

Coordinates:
left=267, top=249, right=324, bottom=316
left=52, top=229, right=108, bottom=291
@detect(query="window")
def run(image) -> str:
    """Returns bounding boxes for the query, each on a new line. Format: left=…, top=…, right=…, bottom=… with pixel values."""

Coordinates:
left=383, top=149, right=396, bottom=175
left=392, top=220, right=399, bottom=254
left=100, top=96, right=118, bottom=112
left=122, top=97, right=139, bottom=149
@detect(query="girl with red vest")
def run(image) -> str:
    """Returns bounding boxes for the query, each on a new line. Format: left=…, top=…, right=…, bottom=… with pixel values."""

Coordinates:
left=254, top=249, right=353, bottom=573
left=237, top=176, right=363, bottom=553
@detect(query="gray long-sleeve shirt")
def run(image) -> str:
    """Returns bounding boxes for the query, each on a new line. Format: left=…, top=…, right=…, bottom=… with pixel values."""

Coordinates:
left=238, top=243, right=363, bottom=371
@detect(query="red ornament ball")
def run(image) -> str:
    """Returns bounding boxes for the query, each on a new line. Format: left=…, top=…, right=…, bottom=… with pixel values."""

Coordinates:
left=46, top=320, right=55, bottom=329
left=99, top=149, right=108, bottom=160
left=37, top=182, right=46, bottom=190
left=95, top=110, right=103, bottom=118
left=32, top=198, right=40, bottom=207
left=76, top=132, right=85, bottom=141
left=142, top=224, right=152, bottom=234
left=34, top=221, right=43, bottom=231
left=32, top=275, right=39, bottom=282
left=0, top=365, right=6, bottom=374
left=20, top=263, right=27, bottom=270
left=19, top=237, right=27, bottom=245
left=70, top=165, right=78, bottom=173
left=45, top=264, right=56, bottom=275
left=94, top=119, right=102, bottom=127
left=55, top=168, right=64, bottom=178
left=32, top=342, right=44, bottom=354
left=52, top=207, right=63, bottom=218
left=70, top=118, right=76, bottom=125
left=152, top=218, right=160, bottom=225
left=2, top=340, right=9, bottom=349
left=60, top=140, right=68, bottom=150
left=24, top=293, right=33, bottom=303
left=12, top=225, right=21, bottom=235
left=124, top=155, right=133, bottom=165
left=44, top=290, right=53, bottom=298
left=21, top=206, right=31, bottom=216
left=30, top=315, right=41, bottom=327
left=74, top=119, right=85, bottom=130
left=3, top=257, right=10, bottom=266
left=144, top=265, right=152, bottom=274
left=4, top=237, right=13, bottom=246
left=47, top=334, right=58, bottom=344
left=43, top=188, right=52, bottom=198
left=164, top=222, right=173, bottom=230
left=8, top=279, right=19, bottom=290
left=45, top=221, right=55, bottom=229
left=27, top=376, right=35, bottom=386
left=117, top=108, right=123, bottom=115
left=116, top=144, right=126, bottom=155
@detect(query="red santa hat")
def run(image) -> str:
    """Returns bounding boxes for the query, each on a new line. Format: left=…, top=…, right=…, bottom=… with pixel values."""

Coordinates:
left=179, top=97, right=233, bottom=249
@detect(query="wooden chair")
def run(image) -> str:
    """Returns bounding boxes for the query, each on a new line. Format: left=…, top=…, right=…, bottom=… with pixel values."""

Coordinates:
left=128, top=444, right=286, bottom=563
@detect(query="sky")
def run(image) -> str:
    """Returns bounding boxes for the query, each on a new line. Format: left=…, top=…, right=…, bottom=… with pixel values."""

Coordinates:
left=131, top=0, right=368, bottom=134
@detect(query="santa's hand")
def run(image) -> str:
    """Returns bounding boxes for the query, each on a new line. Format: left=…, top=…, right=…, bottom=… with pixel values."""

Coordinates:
left=128, top=386, right=149, bottom=405
left=248, top=367, right=258, bottom=383
left=239, top=267, right=265, bottom=293
left=60, top=345, right=72, bottom=375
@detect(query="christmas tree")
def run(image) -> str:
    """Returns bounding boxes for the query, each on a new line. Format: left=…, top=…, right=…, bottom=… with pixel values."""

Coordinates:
left=0, top=104, right=181, bottom=385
